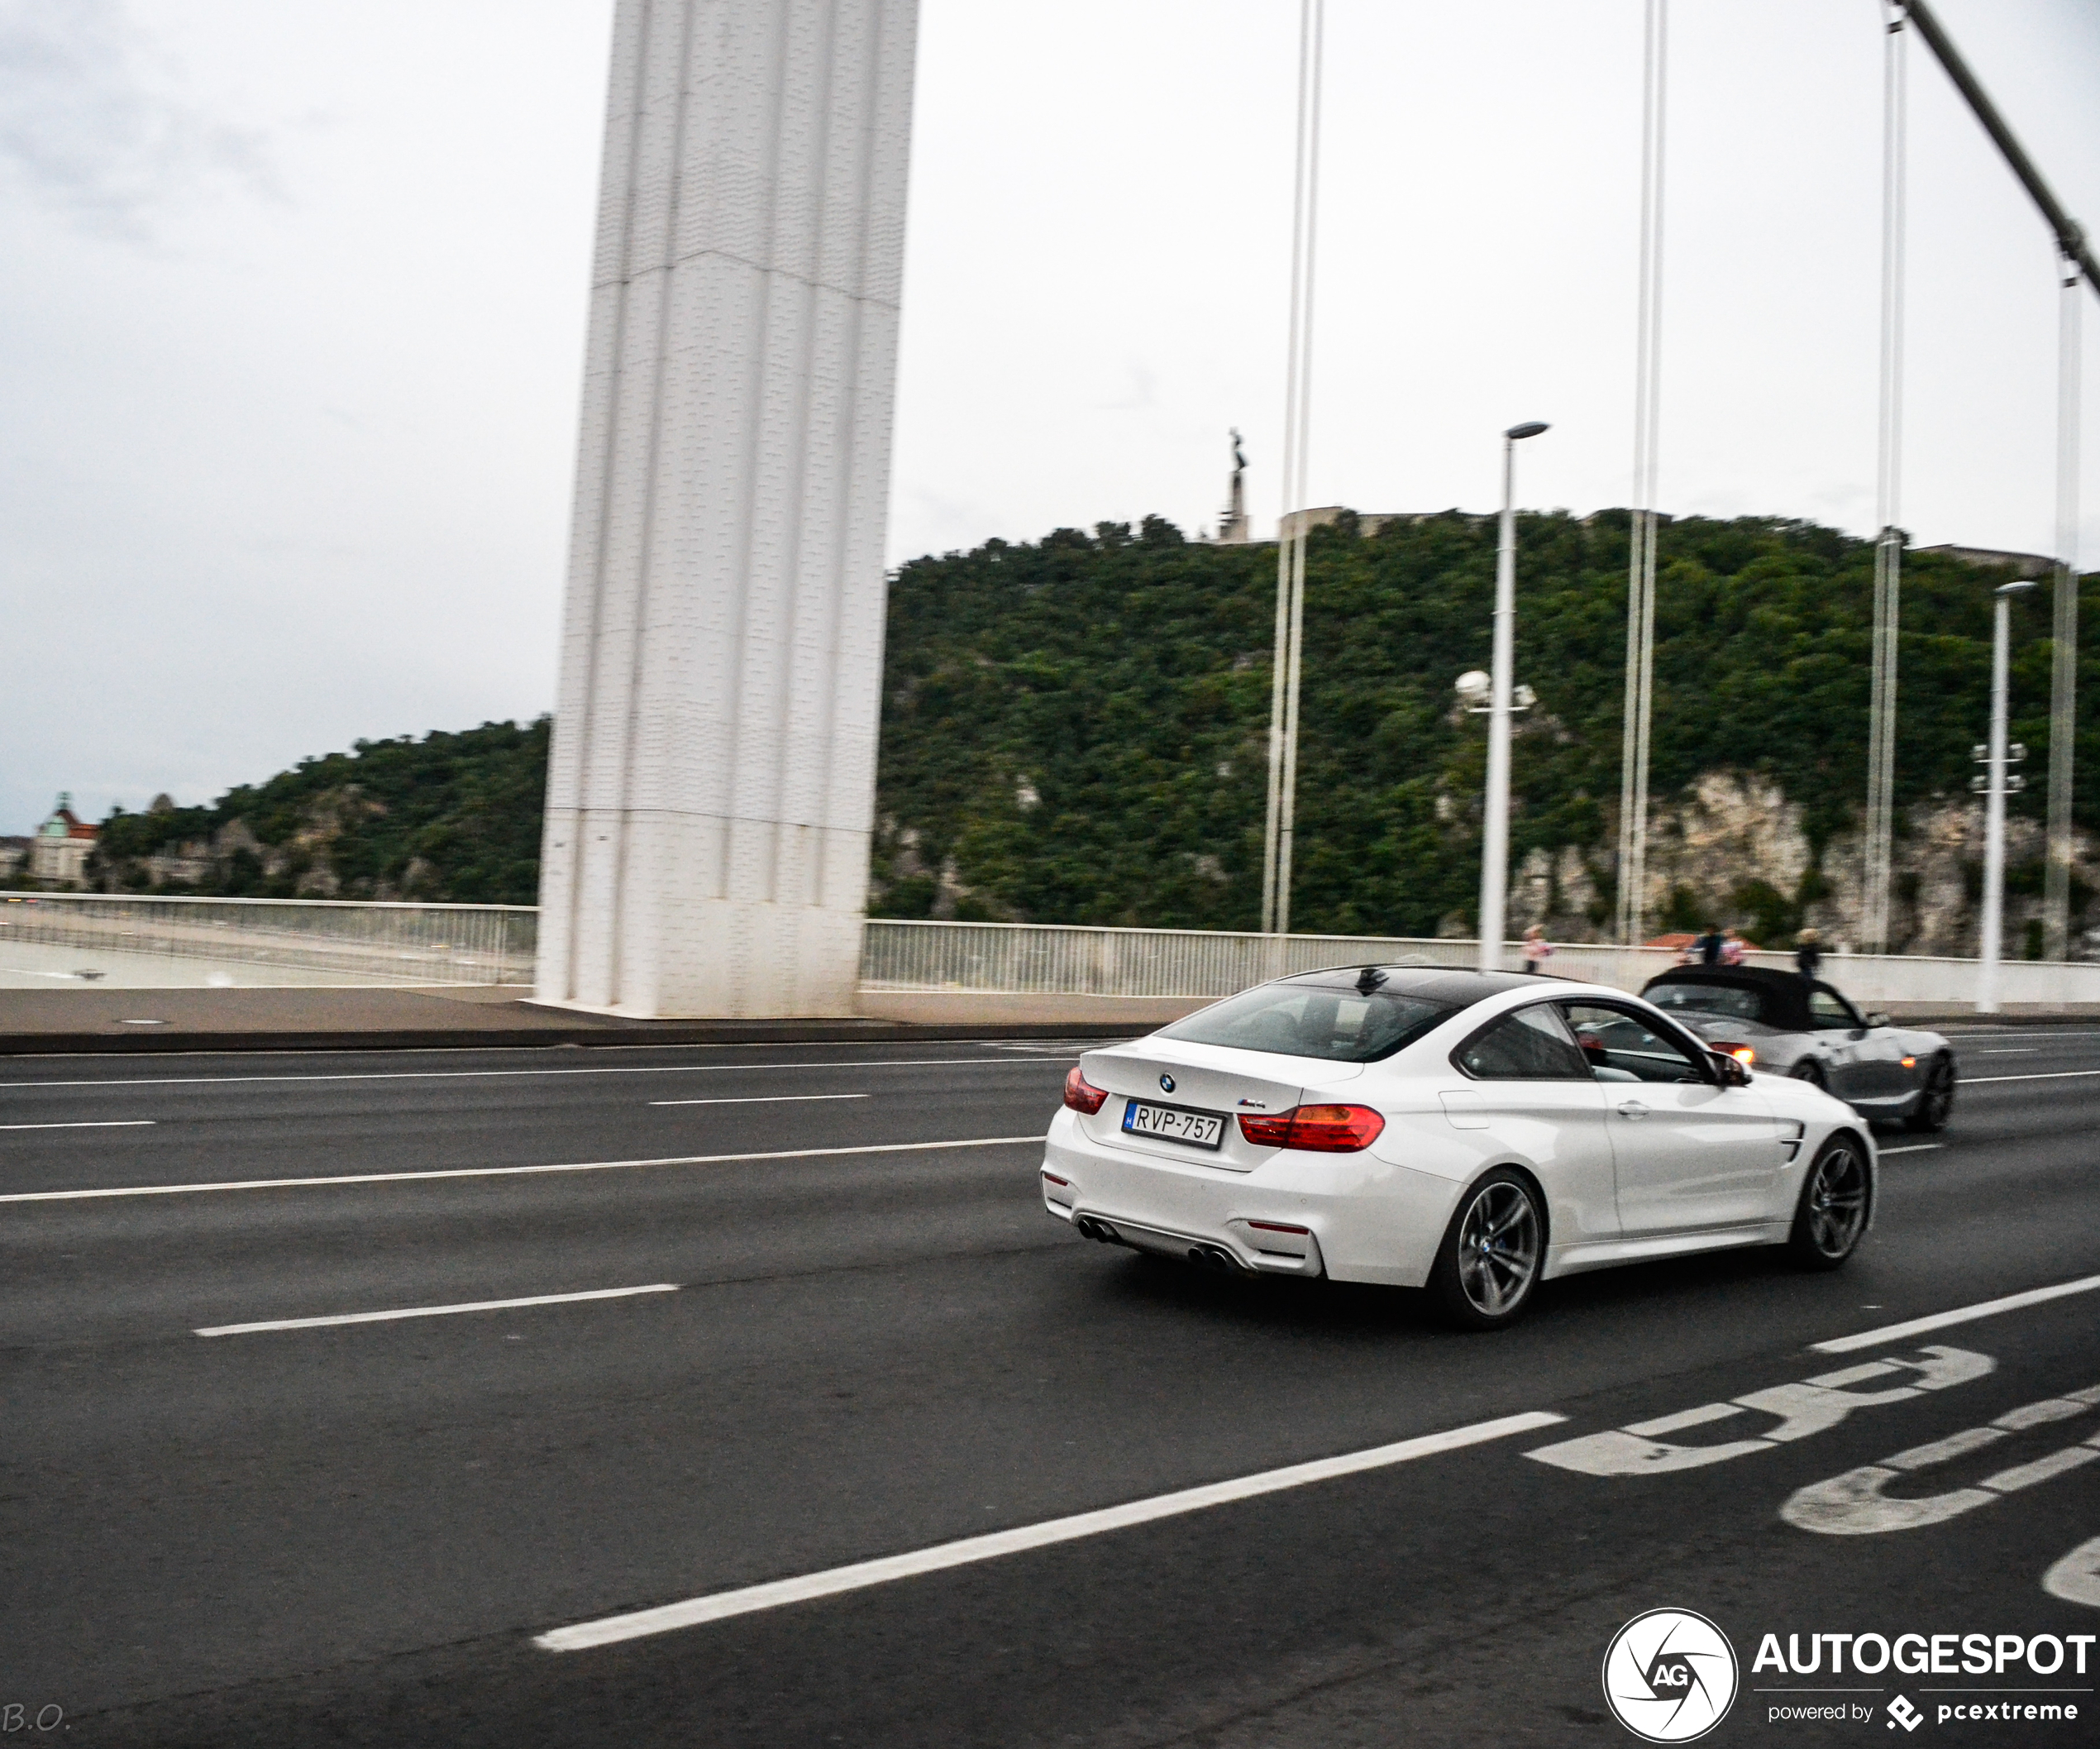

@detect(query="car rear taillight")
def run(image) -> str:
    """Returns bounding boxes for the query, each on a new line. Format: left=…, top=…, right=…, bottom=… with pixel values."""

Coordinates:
left=1062, top=1068, right=1109, bottom=1115
left=1712, top=1040, right=1756, bottom=1066
left=1235, top=1104, right=1385, bottom=1152
left=1236, top=1111, right=1295, bottom=1147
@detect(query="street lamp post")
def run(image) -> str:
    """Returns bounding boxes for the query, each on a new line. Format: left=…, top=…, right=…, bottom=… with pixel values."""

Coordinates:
left=1479, top=421, right=1551, bottom=974
left=1977, top=577, right=2038, bottom=1012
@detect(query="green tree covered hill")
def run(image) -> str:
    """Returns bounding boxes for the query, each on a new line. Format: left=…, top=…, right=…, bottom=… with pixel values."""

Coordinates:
left=90, top=719, right=548, bottom=903
left=870, top=512, right=2092, bottom=939
left=68, top=513, right=2092, bottom=932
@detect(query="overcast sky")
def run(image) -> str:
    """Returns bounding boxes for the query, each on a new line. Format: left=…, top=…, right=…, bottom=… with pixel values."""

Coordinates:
left=2, top=0, right=2098, bottom=834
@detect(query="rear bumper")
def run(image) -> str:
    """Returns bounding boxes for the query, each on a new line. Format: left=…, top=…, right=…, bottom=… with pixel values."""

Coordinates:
left=1040, top=1109, right=1458, bottom=1287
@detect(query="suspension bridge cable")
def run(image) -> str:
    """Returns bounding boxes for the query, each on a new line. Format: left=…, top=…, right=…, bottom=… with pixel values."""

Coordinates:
left=2046, top=259, right=2083, bottom=958
left=1262, top=0, right=1325, bottom=937
left=1617, top=0, right=1668, bottom=947
left=1864, top=0, right=1909, bottom=954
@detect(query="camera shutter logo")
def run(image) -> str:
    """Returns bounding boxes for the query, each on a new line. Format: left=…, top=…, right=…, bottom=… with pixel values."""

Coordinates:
left=1602, top=1608, right=1738, bottom=1742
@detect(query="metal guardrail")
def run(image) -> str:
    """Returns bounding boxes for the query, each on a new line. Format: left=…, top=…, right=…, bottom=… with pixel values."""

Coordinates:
left=857, top=918, right=2100, bottom=1007
left=5, top=898, right=2096, bottom=1006
left=0, top=893, right=537, bottom=985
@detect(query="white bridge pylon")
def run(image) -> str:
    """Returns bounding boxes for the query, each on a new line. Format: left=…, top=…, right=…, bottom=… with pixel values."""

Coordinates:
left=537, top=0, right=920, bottom=1019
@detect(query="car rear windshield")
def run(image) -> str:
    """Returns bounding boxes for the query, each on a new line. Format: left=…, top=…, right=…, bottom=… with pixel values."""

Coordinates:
left=1159, top=978, right=1459, bottom=1062
left=1646, top=981, right=1765, bottom=1024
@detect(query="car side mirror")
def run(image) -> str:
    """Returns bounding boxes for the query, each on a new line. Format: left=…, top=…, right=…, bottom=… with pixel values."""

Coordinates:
left=1709, top=1049, right=1751, bottom=1087
left=1866, top=1011, right=1892, bottom=1029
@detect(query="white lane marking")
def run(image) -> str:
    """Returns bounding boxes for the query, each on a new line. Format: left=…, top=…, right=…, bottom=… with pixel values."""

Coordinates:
left=1941, top=1030, right=2100, bottom=1039
left=0, top=1055, right=1076, bottom=1093
left=1974, top=1049, right=2038, bottom=1054
left=1812, top=1274, right=2100, bottom=1354
left=1781, top=1385, right=2100, bottom=1535
left=196, top=1283, right=679, bottom=1337
left=1527, top=1348, right=1993, bottom=1476
left=0, top=1120, right=156, bottom=1131
left=1878, top=1143, right=1942, bottom=1155
left=648, top=1094, right=870, bottom=1107
left=1964, top=1068, right=2100, bottom=1085
left=533, top=1410, right=1566, bottom=1651
left=2043, top=1535, right=2100, bottom=1608
left=0, top=1135, right=1047, bottom=1204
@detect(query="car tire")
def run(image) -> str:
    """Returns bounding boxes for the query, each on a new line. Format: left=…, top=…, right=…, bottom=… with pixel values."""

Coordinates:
left=1787, top=1135, right=1871, bottom=1271
left=1902, top=1054, right=1956, bottom=1134
left=1428, top=1168, right=1545, bottom=1331
left=1789, top=1058, right=1827, bottom=1091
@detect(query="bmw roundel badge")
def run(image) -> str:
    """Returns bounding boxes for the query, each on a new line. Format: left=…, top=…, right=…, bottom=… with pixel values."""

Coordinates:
left=1159, top=1073, right=1176, bottom=1093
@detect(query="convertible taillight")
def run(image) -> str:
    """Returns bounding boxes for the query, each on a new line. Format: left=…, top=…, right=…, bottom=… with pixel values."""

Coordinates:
left=1062, top=1068, right=1109, bottom=1115
left=1236, top=1104, right=1386, bottom=1152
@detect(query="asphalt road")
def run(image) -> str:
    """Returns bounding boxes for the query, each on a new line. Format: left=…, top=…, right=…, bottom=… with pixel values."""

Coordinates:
left=2, top=1026, right=2097, bottom=1747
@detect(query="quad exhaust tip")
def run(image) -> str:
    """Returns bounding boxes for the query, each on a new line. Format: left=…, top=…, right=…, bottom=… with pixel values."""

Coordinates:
left=1187, top=1244, right=1248, bottom=1274
left=1076, top=1216, right=1120, bottom=1245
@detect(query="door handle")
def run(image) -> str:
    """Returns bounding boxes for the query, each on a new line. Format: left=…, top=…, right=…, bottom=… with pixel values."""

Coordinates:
left=1616, top=1101, right=1650, bottom=1121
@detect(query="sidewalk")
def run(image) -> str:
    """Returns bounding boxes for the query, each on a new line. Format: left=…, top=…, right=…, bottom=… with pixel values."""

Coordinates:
left=0, top=985, right=1152, bottom=1055
left=0, top=982, right=2093, bottom=1056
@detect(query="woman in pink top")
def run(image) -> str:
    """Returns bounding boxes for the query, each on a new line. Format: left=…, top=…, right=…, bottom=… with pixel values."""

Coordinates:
left=1521, top=925, right=1554, bottom=973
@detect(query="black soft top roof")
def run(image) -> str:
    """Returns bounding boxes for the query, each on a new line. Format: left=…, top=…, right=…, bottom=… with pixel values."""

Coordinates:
left=1641, top=963, right=1840, bottom=1031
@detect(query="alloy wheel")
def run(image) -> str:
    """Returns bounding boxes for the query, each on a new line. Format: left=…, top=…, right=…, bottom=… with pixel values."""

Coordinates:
left=1804, top=1143, right=1869, bottom=1259
left=1922, top=1058, right=1955, bottom=1126
left=1456, top=1182, right=1541, bottom=1316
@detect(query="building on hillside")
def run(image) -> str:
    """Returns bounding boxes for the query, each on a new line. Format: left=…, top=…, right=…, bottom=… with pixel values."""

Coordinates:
left=30, top=794, right=98, bottom=888
left=1912, top=544, right=2054, bottom=579
left=1277, top=506, right=1444, bottom=542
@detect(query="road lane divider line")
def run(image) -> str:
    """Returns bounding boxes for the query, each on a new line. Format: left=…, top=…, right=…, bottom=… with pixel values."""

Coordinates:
left=0, top=1056, right=1076, bottom=1093
left=1812, top=1274, right=2100, bottom=1355
left=1963, top=1068, right=2100, bottom=1084
left=196, top=1283, right=680, bottom=1336
left=532, top=1409, right=1565, bottom=1651
left=0, top=1120, right=156, bottom=1131
left=1878, top=1143, right=1942, bottom=1155
left=648, top=1094, right=870, bottom=1107
left=0, top=1135, right=1048, bottom=1204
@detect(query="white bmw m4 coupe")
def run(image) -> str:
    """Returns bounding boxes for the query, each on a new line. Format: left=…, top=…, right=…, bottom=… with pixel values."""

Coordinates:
left=1040, top=964, right=1875, bottom=1329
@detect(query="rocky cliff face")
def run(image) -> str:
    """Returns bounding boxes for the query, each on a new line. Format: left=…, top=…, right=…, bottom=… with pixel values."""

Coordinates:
left=1509, top=771, right=2087, bottom=958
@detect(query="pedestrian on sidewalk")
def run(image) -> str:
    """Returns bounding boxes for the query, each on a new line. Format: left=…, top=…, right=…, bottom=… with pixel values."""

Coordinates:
left=1721, top=927, right=1747, bottom=967
left=1796, top=927, right=1824, bottom=982
left=1521, top=925, right=1554, bottom=974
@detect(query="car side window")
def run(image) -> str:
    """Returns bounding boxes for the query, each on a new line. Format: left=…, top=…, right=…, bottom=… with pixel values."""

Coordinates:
left=1453, top=1004, right=1593, bottom=1081
left=1806, top=987, right=1861, bottom=1032
left=1560, top=1002, right=1711, bottom=1085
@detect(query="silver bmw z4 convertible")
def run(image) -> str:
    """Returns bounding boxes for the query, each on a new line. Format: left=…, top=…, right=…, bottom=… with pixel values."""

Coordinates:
left=1041, top=964, right=1875, bottom=1329
left=1639, top=965, right=1955, bottom=1133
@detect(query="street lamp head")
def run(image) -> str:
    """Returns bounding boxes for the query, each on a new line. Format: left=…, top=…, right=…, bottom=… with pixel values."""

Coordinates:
left=1995, top=579, right=2040, bottom=598
left=1505, top=421, right=1550, bottom=442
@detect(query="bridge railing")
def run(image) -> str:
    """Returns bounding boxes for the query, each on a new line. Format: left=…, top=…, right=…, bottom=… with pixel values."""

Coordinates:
left=6, top=897, right=2098, bottom=1006
left=0, top=892, right=537, bottom=985
left=857, top=918, right=2100, bottom=1008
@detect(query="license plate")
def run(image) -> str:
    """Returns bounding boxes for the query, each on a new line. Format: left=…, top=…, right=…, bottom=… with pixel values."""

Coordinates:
left=1121, top=1099, right=1224, bottom=1151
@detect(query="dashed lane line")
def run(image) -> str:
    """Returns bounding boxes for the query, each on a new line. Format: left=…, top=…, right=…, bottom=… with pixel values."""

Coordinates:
left=648, top=1094, right=869, bottom=1107
left=0, top=1120, right=155, bottom=1131
left=1811, top=1274, right=2100, bottom=1355
left=196, top=1283, right=679, bottom=1337
left=1878, top=1143, right=1942, bottom=1155
left=0, top=1135, right=1046, bottom=1205
left=532, top=1409, right=1566, bottom=1651
left=1962, top=1069, right=2100, bottom=1085
left=0, top=1056, right=1076, bottom=1094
